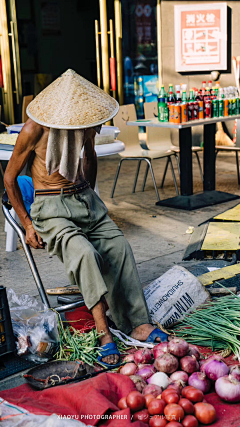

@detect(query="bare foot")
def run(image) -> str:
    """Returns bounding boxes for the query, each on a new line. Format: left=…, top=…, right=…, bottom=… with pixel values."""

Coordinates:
left=131, top=324, right=169, bottom=343
left=100, top=333, right=120, bottom=366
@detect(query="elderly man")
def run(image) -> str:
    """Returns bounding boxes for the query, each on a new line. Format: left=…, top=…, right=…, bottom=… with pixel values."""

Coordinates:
left=4, top=70, right=168, bottom=367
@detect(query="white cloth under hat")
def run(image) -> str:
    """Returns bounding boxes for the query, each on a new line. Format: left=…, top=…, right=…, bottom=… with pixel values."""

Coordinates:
left=46, top=126, right=101, bottom=182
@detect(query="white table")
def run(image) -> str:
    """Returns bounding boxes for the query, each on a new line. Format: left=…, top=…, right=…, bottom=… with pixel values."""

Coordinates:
left=1, top=140, right=125, bottom=251
left=127, top=116, right=240, bottom=210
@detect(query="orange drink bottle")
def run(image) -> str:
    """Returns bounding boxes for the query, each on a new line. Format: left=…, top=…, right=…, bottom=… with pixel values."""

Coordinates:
left=181, top=103, right=188, bottom=123
left=224, top=98, right=229, bottom=116
left=169, top=104, right=175, bottom=122
left=174, top=104, right=181, bottom=123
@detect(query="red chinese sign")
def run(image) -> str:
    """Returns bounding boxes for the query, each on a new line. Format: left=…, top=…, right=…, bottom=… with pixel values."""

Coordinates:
left=175, top=3, right=227, bottom=72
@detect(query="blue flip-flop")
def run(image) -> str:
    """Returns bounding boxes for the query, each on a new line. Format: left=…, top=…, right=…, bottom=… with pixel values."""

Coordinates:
left=97, top=342, right=121, bottom=368
left=146, top=328, right=169, bottom=343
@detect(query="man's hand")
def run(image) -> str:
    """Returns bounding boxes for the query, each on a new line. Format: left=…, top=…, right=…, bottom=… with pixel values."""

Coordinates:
left=25, top=224, right=45, bottom=249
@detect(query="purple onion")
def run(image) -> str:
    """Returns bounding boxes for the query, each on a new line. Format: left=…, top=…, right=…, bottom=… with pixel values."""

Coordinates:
left=153, top=342, right=169, bottom=359
left=134, top=348, right=153, bottom=365
left=170, top=371, right=189, bottom=384
left=154, top=353, right=179, bottom=374
left=215, top=375, right=240, bottom=403
left=188, top=371, right=212, bottom=393
left=205, top=359, right=229, bottom=381
left=230, top=365, right=240, bottom=381
left=142, top=383, right=163, bottom=397
left=129, top=375, right=147, bottom=392
left=168, top=338, right=189, bottom=357
left=188, top=344, right=201, bottom=361
left=201, top=355, right=224, bottom=373
left=180, top=355, right=199, bottom=374
left=137, top=364, right=155, bottom=380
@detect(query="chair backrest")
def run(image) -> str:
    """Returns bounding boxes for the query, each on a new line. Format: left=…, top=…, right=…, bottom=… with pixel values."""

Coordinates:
left=144, top=102, right=172, bottom=151
left=22, top=95, right=34, bottom=123
left=113, top=104, right=139, bottom=147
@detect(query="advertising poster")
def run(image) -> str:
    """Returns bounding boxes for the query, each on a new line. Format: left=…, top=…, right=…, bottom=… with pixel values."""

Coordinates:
left=174, top=3, right=227, bottom=72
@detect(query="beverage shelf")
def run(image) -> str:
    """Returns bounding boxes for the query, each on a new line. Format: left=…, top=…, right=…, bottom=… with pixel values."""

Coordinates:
left=127, top=115, right=240, bottom=129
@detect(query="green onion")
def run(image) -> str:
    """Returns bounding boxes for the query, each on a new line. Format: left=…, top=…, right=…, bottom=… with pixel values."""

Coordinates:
left=172, top=282, right=240, bottom=361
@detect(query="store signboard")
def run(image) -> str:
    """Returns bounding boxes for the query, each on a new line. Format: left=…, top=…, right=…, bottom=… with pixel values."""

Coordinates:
left=174, top=3, right=227, bottom=72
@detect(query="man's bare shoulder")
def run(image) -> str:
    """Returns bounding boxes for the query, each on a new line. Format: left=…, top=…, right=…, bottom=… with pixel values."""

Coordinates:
left=22, top=118, right=43, bottom=138
left=15, top=119, right=44, bottom=151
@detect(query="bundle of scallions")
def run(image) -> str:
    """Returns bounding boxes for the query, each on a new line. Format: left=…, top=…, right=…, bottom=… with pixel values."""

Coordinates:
left=55, top=315, right=130, bottom=367
left=172, top=283, right=240, bottom=361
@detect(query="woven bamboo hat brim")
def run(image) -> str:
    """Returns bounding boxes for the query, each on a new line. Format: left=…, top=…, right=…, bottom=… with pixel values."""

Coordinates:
left=27, top=69, right=119, bottom=129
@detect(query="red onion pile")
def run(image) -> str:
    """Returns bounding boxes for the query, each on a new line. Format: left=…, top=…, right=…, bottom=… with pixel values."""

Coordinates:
left=119, top=335, right=240, bottom=409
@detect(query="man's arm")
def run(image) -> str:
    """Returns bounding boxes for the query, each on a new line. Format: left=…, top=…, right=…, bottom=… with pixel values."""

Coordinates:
left=4, top=119, right=44, bottom=249
left=82, top=128, right=97, bottom=189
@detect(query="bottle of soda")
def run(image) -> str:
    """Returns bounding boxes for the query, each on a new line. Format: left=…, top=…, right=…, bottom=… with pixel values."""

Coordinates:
left=208, top=80, right=212, bottom=93
left=168, top=84, right=176, bottom=100
left=159, top=85, right=167, bottom=103
left=195, top=91, right=204, bottom=119
left=167, top=90, right=175, bottom=104
left=218, top=89, right=224, bottom=117
left=232, top=88, right=237, bottom=115
left=176, top=91, right=182, bottom=103
left=158, top=97, right=168, bottom=122
left=188, top=89, right=194, bottom=120
left=223, top=88, right=229, bottom=117
left=204, top=89, right=211, bottom=118
left=202, top=81, right=206, bottom=89
left=181, top=91, right=188, bottom=123
left=211, top=89, right=217, bottom=100
left=235, top=88, right=240, bottom=115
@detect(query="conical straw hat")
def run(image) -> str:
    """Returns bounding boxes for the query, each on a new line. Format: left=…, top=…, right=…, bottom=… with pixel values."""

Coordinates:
left=27, top=69, right=119, bottom=129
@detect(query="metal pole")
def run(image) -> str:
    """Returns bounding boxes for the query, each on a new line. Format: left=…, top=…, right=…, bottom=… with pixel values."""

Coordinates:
left=95, top=20, right=101, bottom=88
left=99, top=0, right=109, bottom=94
left=109, top=19, right=116, bottom=99
left=157, top=0, right=163, bottom=88
left=114, top=0, right=124, bottom=104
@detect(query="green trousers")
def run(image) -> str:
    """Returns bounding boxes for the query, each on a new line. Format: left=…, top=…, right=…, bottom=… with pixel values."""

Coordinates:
left=30, top=186, right=150, bottom=334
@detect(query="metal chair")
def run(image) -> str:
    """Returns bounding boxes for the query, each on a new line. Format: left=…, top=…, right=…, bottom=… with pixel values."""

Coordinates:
left=144, top=102, right=204, bottom=186
left=2, top=191, right=84, bottom=313
left=111, top=104, right=179, bottom=202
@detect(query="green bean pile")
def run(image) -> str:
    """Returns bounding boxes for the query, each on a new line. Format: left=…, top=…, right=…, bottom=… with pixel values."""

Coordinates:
left=55, top=315, right=131, bottom=367
left=173, top=283, right=240, bottom=361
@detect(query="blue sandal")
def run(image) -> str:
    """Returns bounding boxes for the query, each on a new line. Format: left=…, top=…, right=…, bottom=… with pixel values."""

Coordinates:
left=97, top=342, right=121, bottom=368
left=146, top=328, right=169, bottom=343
